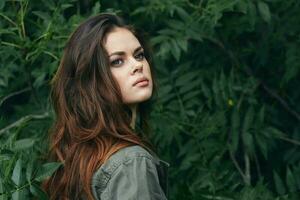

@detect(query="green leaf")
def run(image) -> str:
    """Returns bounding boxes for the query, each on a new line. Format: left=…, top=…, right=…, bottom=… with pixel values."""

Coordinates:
left=219, top=70, right=228, bottom=103
left=286, top=167, right=297, bottom=192
left=0, top=1, right=5, bottom=10
left=158, top=29, right=178, bottom=36
left=32, top=11, right=51, bottom=22
left=242, top=107, right=254, bottom=134
left=0, top=194, right=7, bottom=200
left=166, top=19, right=185, bottom=31
left=283, top=44, right=300, bottom=84
left=30, top=183, right=48, bottom=200
left=256, top=134, right=268, bottom=159
left=179, top=153, right=200, bottom=171
left=179, top=77, right=201, bottom=94
left=131, top=7, right=147, bottom=16
left=0, top=154, right=11, bottom=162
left=158, top=85, right=172, bottom=97
left=13, top=139, right=35, bottom=151
left=33, top=72, right=46, bottom=88
left=0, top=176, right=7, bottom=200
left=273, top=171, right=286, bottom=195
left=231, top=108, right=240, bottom=152
left=235, top=1, right=248, bottom=14
left=242, top=131, right=254, bottom=155
left=170, top=39, right=181, bottom=61
left=157, top=41, right=171, bottom=59
left=43, top=0, right=56, bottom=11
left=182, top=90, right=201, bottom=102
left=11, top=159, right=22, bottom=186
left=160, top=93, right=176, bottom=104
left=258, top=1, right=271, bottom=23
left=258, top=106, right=265, bottom=125
left=177, top=38, right=188, bottom=52
left=174, top=6, right=191, bottom=22
left=212, top=76, right=222, bottom=107
left=175, top=71, right=198, bottom=87
left=200, top=80, right=211, bottom=99
left=248, top=1, right=257, bottom=28
left=26, top=160, right=34, bottom=182
left=91, top=2, right=101, bottom=15
left=34, top=162, right=62, bottom=182
left=61, top=3, right=74, bottom=9
left=150, top=35, right=169, bottom=46
left=177, top=140, right=197, bottom=158
left=12, top=188, right=28, bottom=200
left=267, top=127, right=285, bottom=138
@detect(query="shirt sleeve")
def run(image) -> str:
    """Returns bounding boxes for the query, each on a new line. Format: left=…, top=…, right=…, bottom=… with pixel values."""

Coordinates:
left=100, top=155, right=168, bottom=200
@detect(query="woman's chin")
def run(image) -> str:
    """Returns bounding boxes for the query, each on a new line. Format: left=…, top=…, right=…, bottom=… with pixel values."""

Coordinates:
left=124, top=91, right=153, bottom=105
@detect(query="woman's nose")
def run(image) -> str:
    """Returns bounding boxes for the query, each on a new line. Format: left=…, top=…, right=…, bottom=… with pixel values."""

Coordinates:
left=130, top=59, right=143, bottom=74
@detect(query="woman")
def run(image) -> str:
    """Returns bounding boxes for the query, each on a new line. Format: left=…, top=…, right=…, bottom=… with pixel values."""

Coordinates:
left=43, top=13, right=169, bottom=200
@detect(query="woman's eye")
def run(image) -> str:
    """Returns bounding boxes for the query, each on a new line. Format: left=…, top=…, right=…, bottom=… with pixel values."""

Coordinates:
left=110, top=59, right=123, bottom=66
left=135, top=52, right=145, bottom=61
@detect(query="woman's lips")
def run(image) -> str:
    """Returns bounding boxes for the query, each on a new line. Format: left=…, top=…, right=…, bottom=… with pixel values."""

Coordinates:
left=133, top=77, right=149, bottom=87
left=135, top=80, right=149, bottom=87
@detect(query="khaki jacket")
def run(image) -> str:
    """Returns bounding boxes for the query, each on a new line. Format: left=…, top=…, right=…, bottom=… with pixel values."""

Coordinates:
left=91, top=145, right=170, bottom=200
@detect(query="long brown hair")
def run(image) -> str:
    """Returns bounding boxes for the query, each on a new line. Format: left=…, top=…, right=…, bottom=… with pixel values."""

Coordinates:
left=44, top=13, right=156, bottom=200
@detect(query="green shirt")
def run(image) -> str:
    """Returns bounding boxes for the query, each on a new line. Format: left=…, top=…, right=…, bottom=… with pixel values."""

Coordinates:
left=91, top=145, right=169, bottom=200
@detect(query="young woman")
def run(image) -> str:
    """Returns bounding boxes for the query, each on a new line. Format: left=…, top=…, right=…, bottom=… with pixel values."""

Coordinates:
left=43, top=13, right=169, bottom=200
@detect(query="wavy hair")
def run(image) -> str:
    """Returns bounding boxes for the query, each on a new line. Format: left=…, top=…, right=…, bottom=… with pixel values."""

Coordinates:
left=43, top=13, right=156, bottom=200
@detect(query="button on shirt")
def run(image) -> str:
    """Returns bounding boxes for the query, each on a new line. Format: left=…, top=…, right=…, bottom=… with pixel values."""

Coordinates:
left=91, top=145, right=170, bottom=200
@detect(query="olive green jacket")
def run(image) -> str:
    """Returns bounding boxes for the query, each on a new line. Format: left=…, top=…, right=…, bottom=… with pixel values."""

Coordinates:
left=91, top=145, right=170, bottom=200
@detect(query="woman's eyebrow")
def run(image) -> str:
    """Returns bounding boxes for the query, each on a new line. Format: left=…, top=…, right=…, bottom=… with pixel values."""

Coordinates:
left=108, top=46, right=143, bottom=57
left=133, top=46, right=143, bottom=54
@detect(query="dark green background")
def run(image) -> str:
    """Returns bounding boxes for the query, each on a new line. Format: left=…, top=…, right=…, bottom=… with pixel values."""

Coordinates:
left=0, top=0, right=300, bottom=199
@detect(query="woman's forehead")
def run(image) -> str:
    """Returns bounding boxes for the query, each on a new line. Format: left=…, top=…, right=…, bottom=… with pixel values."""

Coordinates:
left=104, top=27, right=141, bottom=54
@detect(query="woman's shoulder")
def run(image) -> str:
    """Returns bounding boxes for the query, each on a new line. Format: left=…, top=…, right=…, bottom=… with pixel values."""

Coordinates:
left=109, top=144, right=156, bottom=163
left=91, top=145, right=169, bottom=196
left=93, top=145, right=157, bottom=178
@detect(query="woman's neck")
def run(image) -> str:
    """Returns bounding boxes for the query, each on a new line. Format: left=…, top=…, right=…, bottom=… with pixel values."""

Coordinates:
left=130, top=104, right=137, bottom=129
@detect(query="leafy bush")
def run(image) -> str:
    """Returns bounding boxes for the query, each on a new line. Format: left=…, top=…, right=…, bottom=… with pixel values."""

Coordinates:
left=1, top=0, right=299, bottom=199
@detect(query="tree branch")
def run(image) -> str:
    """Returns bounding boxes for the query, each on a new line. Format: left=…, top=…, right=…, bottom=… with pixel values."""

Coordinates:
left=244, top=153, right=251, bottom=186
left=205, top=36, right=300, bottom=122
left=0, top=112, right=49, bottom=136
left=276, top=135, right=300, bottom=146
left=228, top=145, right=248, bottom=184
left=260, top=83, right=300, bottom=121
left=0, top=87, right=31, bottom=107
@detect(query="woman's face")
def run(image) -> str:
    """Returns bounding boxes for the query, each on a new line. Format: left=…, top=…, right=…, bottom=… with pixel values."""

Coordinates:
left=104, top=27, right=153, bottom=106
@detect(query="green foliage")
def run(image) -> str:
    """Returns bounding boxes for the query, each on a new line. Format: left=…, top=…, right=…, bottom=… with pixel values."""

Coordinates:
left=1, top=0, right=300, bottom=199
